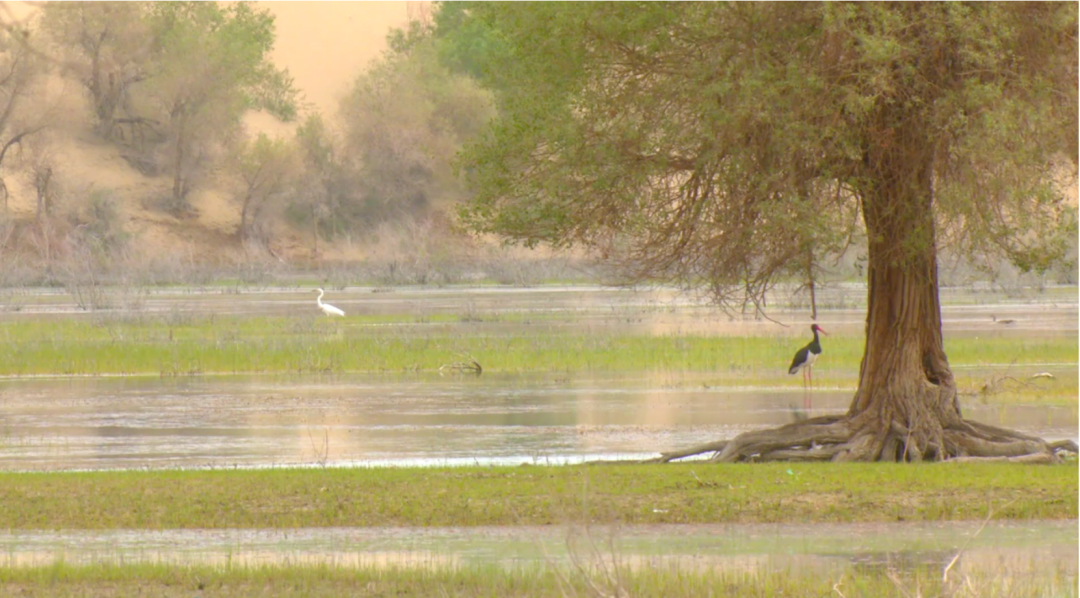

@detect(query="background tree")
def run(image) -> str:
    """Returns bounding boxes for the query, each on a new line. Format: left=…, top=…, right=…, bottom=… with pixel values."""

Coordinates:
left=292, top=113, right=347, bottom=258
left=337, top=17, right=493, bottom=230
left=232, top=133, right=299, bottom=244
left=142, top=1, right=297, bottom=213
left=0, top=23, right=49, bottom=214
left=439, top=3, right=1078, bottom=462
left=39, top=2, right=154, bottom=141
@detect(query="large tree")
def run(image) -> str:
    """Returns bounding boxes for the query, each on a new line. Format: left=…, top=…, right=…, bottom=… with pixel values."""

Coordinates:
left=143, top=1, right=297, bottom=212
left=440, top=3, right=1078, bottom=462
left=39, top=2, right=154, bottom=140
left=40, top=2, right=298, bottom=214
left=338, top=17, right=494, bottom=227
left=0, top=23, right=50, bottom=213
left=232, top=133, right=299, bottom=243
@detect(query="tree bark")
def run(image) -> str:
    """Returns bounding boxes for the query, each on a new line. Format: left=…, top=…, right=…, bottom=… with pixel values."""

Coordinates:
left=836, top=118, right=961, bottom=461
left=239, top=195, right=251, bottom=241
left=172, top=129, right=187, bottom=211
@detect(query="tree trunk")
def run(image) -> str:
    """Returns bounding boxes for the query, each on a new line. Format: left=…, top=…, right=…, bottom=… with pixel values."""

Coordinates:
left=35, top=166, right=52, bottom=223
left=240, top=193, right=252, bottom=241
left=172, top=139, right=188, bottom=212
left=838, top=130, right=960, bottom=461
left=311, top=201, right=319, bottom=259
left=170, top=111, right=190, bottom=213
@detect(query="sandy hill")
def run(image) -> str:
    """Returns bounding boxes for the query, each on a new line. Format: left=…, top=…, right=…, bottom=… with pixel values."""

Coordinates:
left=5, top=131, right=382, bottom=271
left=0, top=1, right=410, bottom=267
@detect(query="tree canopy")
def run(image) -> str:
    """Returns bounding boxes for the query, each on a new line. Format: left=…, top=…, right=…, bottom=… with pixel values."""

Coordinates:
left=437, top=2, right=1078, bottom=462
left=440, top=2, right=1077, bottom=307
left=338, top=17, right=494, bottom=227
left=41, top=1, right=298, bottom=212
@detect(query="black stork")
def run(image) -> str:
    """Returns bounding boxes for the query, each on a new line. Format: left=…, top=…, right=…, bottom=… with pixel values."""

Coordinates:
left=789, top=324, right=827, bottom=408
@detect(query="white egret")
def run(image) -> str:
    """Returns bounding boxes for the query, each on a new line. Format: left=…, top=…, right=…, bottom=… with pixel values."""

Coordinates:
left=314, top=288, right=345, bottom=317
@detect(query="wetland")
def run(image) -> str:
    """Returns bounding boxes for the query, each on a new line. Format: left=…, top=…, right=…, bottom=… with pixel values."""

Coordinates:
left=0, top=284, right=1076, bottom=596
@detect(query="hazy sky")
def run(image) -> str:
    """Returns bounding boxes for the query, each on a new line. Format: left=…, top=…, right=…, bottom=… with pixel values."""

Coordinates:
left=259, top=2, right=411, bottom=115
left=10, top=1, right=412, bottom=116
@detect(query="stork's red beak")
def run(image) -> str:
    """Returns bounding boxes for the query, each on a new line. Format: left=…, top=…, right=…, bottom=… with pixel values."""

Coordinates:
left=815, top=325, right=828, bottom=335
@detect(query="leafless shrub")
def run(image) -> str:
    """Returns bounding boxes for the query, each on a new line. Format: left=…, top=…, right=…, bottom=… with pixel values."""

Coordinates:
left=226, top=254, right=283, bottom=290
left=314, top=262, right=354, bottom=291
left=307, top=427, right=330, bottom=467
left=361, top=215, right=475, bottom=286
left=158, top=303, right=198, bottom=328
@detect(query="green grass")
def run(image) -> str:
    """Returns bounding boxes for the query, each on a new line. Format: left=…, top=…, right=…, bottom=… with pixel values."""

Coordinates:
left=0, top=560, right=1074, bottom=598
left=0, top=316, right=1073, bottom=381
left=0, top=463, right=1074, bottom=530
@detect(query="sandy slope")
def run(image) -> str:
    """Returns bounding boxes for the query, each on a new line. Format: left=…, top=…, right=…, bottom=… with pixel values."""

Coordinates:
left=0, top=1, right=407, bottom=265
left=2, top=125, right=246, bottom=263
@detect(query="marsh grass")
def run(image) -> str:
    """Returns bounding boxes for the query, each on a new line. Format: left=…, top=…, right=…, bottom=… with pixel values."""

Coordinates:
left=0, top=560, right=1074, bottom=598
left=0, top=463, right=1073, bottom=530
left=0, top=316, right=1073, bottom=383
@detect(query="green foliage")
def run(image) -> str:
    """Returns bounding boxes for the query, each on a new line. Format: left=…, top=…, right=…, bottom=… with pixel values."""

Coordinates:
left=38, top=2, right=153, bottom=138
left=337, top=17, right=495, bottom=228
left=236, top=134, right=297, bottom=183
left=233, top=133, right=299, bottom=239
left=145, top=2, right=298, bottom=208
left=77, top=190, right=131, bottom=257
left=288, top=113, right=354, bottom=242
left=39, top=2, right=298, bottom=212
left=439, top=3, right=1077, bottom=303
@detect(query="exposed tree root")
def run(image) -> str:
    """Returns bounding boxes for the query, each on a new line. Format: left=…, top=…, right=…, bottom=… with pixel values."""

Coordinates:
left=439, top=354, right=483, bottom=374
left=945, top=453, right=1058, bottom=464
left=647, top=440, right=730, bottom=463
left=651, top=415, right=1077, bottom=464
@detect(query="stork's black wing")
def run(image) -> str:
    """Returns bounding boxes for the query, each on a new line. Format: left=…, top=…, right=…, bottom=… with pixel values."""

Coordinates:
left=788, top=346, right=810, bottom=374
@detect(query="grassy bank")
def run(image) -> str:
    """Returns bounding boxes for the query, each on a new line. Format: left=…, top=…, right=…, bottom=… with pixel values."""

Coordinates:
left=1, top=463, right=1074, bottom=530
left=3, top=561, right=1075, bottom=598
left=0, top=316, right=1073, bottom=380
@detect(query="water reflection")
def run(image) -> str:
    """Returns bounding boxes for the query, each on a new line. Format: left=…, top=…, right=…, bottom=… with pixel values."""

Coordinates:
left=1, top=372, right=1075, bottom=471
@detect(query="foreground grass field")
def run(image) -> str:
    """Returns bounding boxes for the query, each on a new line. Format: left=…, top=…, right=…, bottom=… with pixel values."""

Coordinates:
left=1, top=463, right=1074, bottom=529
left=3, top=561, right=1076, bottom=598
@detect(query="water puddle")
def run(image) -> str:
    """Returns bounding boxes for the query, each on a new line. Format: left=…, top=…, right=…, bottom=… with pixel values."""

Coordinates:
left=0, top=521, right=1074, bottom=580
left=1, top=371, right=1075, bottom=471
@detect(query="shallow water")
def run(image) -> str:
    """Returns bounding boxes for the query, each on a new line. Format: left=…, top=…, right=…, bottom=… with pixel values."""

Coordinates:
left=1, top=371, right=1076, bottom=471
left=0, top=521, right=1075, bottom=581
left=0, top=286, right=1075, bottom=470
